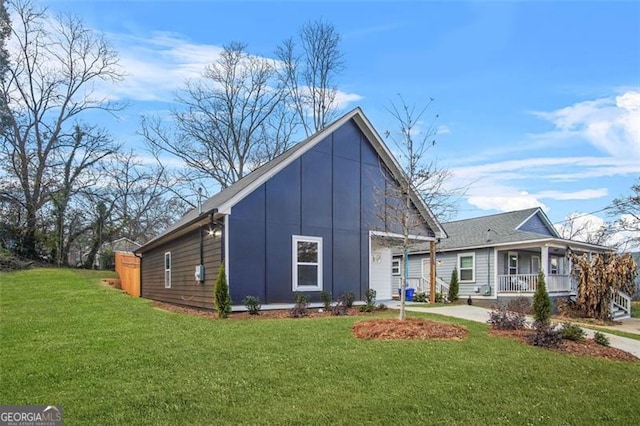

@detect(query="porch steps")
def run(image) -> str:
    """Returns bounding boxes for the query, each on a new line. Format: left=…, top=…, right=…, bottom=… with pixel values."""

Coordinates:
left=611, top=307, right=630, bottom=321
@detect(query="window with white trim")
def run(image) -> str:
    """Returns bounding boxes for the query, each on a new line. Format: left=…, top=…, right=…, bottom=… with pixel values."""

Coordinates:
left=508, top=252, right=518, bottom=275
left=550, top=257, right=559, bottom=275
left=458, top=253, right=475, bottom=282
left=164, top=252, right=171, bottom=288
left=292, top=236, right=322, bottom=291
left=392, top=259, right=400, bottom=276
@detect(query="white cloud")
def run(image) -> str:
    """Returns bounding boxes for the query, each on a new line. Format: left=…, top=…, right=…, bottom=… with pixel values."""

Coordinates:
left=467, top=191, right=547, bottom=212
left=106, top=31, right=363, bottom=109
left=532, top=90, right=640, bottom=160
left=437, top=125, right=451, bottom=135
left=448, top=91, right=640, bottom=215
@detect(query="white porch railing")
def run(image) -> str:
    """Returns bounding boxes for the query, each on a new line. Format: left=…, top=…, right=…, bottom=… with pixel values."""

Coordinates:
left=546, top=275, right=573, bottom=293
left=498, top=274, right=573, bottom=293
left=405, top=277, right=449, bottom=297
left=498, top=274, right=538, bottom=293
left=611, top=290, right=632, bottom=319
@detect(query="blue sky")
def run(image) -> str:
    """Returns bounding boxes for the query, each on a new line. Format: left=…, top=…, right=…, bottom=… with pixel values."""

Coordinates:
left=40, top=0, right=640, bottom=242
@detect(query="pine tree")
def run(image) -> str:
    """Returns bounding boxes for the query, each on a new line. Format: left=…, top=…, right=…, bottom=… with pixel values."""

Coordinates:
left=448, top=268, right=459, bottom=302
left=214, top=264, right=232, bottom=318
left=533, top=271, right=551, bottom=325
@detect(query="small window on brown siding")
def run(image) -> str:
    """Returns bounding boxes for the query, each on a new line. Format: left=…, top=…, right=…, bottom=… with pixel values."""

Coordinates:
left=164, top=252, right=171, bottom=288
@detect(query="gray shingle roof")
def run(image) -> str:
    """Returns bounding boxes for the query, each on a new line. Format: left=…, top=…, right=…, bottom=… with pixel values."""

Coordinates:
left=409, top=208, right=556, bottom=253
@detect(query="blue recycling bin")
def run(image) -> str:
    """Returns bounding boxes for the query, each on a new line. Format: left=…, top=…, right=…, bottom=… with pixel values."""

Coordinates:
left=398, top=288, right=416, bottom=301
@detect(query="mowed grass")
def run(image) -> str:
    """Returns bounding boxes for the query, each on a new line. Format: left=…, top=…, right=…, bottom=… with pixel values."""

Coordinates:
left=1, top=269, right=639, bottom=425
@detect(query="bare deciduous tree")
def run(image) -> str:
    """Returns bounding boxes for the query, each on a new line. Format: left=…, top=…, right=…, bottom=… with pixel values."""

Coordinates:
left=376, top=96, right=453, bottom=319
left=50, top=125, right=119, bottom=266
left=556, top=213, right=613, bottom=247
left=141, top=42, right=296, bottom=191
left=0, top=0, right=122, bottom=258
left=276, top=19, right=344, bottom=136
left=0, top=0, right=10, bottom=128
left=607, top=178, right=640, bottom=249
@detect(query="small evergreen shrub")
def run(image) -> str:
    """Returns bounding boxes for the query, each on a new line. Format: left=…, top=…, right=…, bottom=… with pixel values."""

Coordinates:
left=528, top=323, right=563, bottom=348
left=377, top=303, right=387, bottom=310
left=594, top=331, right=610, bottom=347
left=243, top=295, right=261, bottom=315
left=560, top=323, right=586, bottom=341
left=339, top=292, right=355, bottom=308
left=359, top=289, right=377, bottom=312
left=533, top=271, right=552, bottom=325
left=435, top=292, right=445, bottom=303
left=214, top=264, right=232, bottom=318
left=413, top=292, right=428, bottom=303
left=488, top=306, right=526, bottom=330
left=289, top=293, right=309, bottom=318
left=320, top=291, right=332, bottom=311
left=448, top=268, right=459, bottom=302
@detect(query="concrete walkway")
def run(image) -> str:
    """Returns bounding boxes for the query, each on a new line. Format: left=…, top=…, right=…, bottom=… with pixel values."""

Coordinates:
left=387, top=302, right=640, bottom=359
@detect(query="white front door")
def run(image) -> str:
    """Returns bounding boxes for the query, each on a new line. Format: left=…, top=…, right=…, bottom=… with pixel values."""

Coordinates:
left=370, top=241, right=392, bottom=300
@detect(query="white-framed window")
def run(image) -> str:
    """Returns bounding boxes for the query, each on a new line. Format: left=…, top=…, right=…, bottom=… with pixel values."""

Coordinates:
left=164, top=252, right=171, bottom=289
left=458, top=252, right=475, bottom=282
left=550, top=257, right=559, bottom=275
left=392, top=259, right=400, bottom=276
left=508, top=252, right=518, bottom=275
left=292, top=235, right=323, bottom=291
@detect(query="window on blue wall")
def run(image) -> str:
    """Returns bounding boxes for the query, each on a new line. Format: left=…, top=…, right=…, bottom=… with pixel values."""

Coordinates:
left=164, top=252, right=171, bottom=289
left=292, top=235, right=323, bottom=291
left=458, top=253, right=475, bottom=282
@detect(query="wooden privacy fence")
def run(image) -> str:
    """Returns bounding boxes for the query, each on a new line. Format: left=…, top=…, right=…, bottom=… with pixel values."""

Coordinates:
left=115, top=252, right=140, bottom=297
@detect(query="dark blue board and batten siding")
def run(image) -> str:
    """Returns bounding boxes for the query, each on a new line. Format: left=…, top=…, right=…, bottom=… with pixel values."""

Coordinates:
left=228, top=119, right=430, bottom=304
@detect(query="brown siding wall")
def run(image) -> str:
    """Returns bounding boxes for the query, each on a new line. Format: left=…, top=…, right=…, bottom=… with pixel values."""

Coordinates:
left=141, top=228, right=222, bottom=309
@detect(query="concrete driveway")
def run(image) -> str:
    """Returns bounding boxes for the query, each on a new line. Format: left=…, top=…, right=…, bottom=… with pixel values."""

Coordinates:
left=388, top=302, right=640, bottom=359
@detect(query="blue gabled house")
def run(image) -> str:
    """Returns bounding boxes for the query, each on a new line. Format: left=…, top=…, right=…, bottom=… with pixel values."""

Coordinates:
left=134, top=108, right=446, bottom=309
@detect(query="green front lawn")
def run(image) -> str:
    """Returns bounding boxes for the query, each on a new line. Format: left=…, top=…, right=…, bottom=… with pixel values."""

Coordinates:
left=1, top=269, right=639, bottom=425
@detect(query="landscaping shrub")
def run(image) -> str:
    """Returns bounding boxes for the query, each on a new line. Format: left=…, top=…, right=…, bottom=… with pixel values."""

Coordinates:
left=556, top=297, right=581, bottom=318
left=330, top=302, right=348, bottom=316
left=289, top=293, right=309, bottom=318
left=448, top=268, right=459, bottom=302
left=528, top=323, right=563, bottom=349
left=413, top=292, right=428, bottom=303
left=0, top=248, right=31, bottom=272
left=533, top=271, right=552, bottom=325
left=594, top=331, right=610, bottom=347
left=377, top=303, right=387, bottom=310
left=339, top=292, right=355, bottom=308
left=435, top=292, right=445, bottom=303
left=506, top=297, right=531, bottom=315
left=320, top=291, right=332, bottom=311
left=560, top=323, right=586, bottom=341
left=214, top=264, right=232, bottom=318
left=359, top=289, right=377, bottom=312
left=243, top=296, right=261, bottom=315
left=487, top=306, right=526, bottom=330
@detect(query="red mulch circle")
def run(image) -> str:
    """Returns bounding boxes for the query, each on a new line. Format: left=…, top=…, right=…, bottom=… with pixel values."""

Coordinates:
left=352, top=318, right=468, bottom=340
left=490, top=329, right=638, bottom=362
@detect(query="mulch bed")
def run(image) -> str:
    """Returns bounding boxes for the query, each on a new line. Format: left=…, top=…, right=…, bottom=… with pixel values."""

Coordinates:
left=490, top=329, right=638, bottom=362
left=152, top=301, right=384, bottom=319
left=352, top=318, right=468, bottom=341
